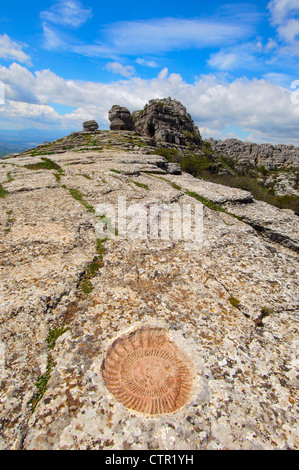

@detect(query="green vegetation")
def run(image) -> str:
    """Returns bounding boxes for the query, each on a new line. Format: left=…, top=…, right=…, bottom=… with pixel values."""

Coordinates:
left=171, top=182, right=182, bottom=191
left=0, top=183, right=8, bottom=198
left=29, top=325, right=70, bottom=411
left=6, top=172, right=14, bottom=182
left=185, top=189, right=241, bottom=221
left=180, top=154, right=211, bottom=176
left=29, top=355, right=56, bottom=412
left=47, top=326, right=69, bottom=349
left=261, top=306, right=274, bottom=316
left=81, top=279, right=93, bottom=295
left=130, top=179, right=149, bottom=190
left=228, top=296, right=241, bottom=308
left=79, top=238, right=107, bottom=297
left=75, top=146, right=102, bottom=152
left=110, top=168, right=120, bottom=173
left=84, top=135, right=101, bottom=147
left=53, top=172, right=61, bottom=183
left=255, top=306, right=274, bottom=327
left=67, top=187, right=95, bottom=213
left=4, top=210, right=14, bottom=233
left=152, top=142, right=299, bottom=214
left=25, top=157, right=62, bottom=172
left=153, top=147, right=179, bottom=162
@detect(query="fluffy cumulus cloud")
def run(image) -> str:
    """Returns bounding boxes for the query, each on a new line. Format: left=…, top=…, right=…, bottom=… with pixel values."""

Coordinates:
left=0, top=63, right=298, bottom=144
left=268, top=0, right=299, bottom=53
left=0, top=34, right=31, bottom=64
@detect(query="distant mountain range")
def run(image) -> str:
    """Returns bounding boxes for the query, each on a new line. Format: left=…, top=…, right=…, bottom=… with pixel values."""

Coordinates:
left=0, top=128, right=71, bottom=158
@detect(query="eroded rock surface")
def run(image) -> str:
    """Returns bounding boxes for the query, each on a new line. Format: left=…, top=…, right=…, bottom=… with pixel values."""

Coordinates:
left=209, top=138, right=299, bottom=170
left=0, top=130, right=298, bottom=450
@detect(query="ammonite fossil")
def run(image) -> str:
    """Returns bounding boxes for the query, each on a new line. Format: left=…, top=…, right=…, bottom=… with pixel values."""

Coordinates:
left=102, top=327, right=193, bottom=415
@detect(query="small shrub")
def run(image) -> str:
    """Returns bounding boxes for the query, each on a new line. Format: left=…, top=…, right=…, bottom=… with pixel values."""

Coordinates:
left=228, top=296, right=241, bottom=308
left=81, top=279, right=93, bottom=295
left=260, top=306, right=274, bottom=317
left=0, top=183, right=8, bottom=198
left=180, top=154, right=211, bottom=177
left=153, top=147, right=178, bottom=162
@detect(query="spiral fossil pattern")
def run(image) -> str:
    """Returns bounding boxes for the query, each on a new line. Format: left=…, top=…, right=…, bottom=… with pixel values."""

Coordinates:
left=102, top=328, right=193, bottom=415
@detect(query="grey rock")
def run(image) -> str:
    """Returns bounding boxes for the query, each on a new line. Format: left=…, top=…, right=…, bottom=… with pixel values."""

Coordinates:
left=166, top=162, right=182, bottom=174
left=132, top=98, right=201, bottom=146
left=108, top=105, right=134, bottom=131
left=83, top=120, right=99, bottom=132
left=208, top=138, right=299, bottom=170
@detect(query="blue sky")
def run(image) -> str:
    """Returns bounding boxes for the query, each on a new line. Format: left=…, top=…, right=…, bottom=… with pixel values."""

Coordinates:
left=0, top=0, right=299, bottom=144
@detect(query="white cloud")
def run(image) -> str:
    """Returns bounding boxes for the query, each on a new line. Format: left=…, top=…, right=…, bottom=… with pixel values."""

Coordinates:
left=136, top=58, right=158, bottom=68
left=103, top=17, right=253, bottom=55
left=0, top=34, right=31, bottom=64
left=0, top=63, right=298, bottom=145
left=207, top=40, right=278, bottom=72
left=268, top=0, right=299, bottom=24
left=104, top=62, right=136, bottom=78
left=41, top=22, right=116, bottom=58
left=208, top=51, right=238, bottom=70
left=40, top=0, right=92, bottom=28
left=42, top=23, right=67, bottom=50
left=268, top=0, right=299, bottom=54
left=40, top=14, right=255, bottom=58
left=278, top=18, right=299, bottom=42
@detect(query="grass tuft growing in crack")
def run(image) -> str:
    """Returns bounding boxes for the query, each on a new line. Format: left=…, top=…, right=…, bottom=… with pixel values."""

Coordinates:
left=79, top=238, right=107, bottom=297
left=130, top=179, right=149, bottom=190
left=29, top=355, right=56, bottom=412
left=185, top=189, right=243, bottom=221
left=24, top=157, right=62, bottom=172
left=0, top=183, right=9, bottom=198
left=29, top=325, right=69, bottom=412
left=67, top=187, right=95, bottom=213
left=47, top=326, right=69, bottom=349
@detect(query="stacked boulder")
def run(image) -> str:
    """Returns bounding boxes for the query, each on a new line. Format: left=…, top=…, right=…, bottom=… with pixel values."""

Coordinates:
left=108, top=105, right=134, bottom=131
left=83, top=120, right=99, bottom=132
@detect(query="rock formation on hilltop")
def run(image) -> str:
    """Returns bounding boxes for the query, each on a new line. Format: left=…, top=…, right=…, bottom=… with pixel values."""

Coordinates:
left=0, top=106, right=298, bottom=450
left=209, top=138, right=299, bottom=170
left=108, top=97, right=201, bottom=146
left=132, top=98, right=201, bottom=146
